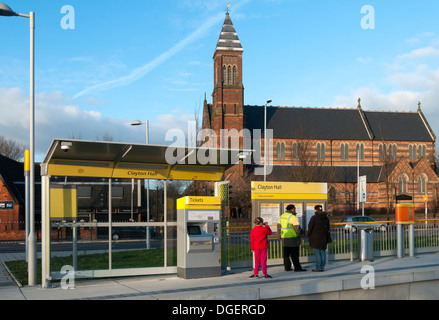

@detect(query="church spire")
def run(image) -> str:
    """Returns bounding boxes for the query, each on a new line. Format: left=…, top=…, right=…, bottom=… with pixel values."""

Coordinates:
left=211, top=10, right=244, bottom=139
left=215, top=12, right=243, bottom=52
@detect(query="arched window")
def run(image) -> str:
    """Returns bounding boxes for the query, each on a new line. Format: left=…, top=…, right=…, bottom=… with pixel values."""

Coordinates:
left=418, top=144, right=426, bottom=159
left=222, top=66, right=226, bottom=84
left=399, top=175, right=408, bottom=193
left=379, top=144, right=388, bottom=161
left=277, top=142, right=285, bottom=160
left=233, top=66, right=237, bottom=85
left=341, top=143, right=349, bottom=160
left=418, top=175, right=427, bottom=194
left=317, top=143, right=325, bottom=160
left=391, top=144, right=397, bottom=161
left=293, top=142, right=298, bottom=160
left=356, top=143, right=364, bottom=160
left=227, top=66, right=232, bottom=85
left=409, top=144, right=414, bottom=161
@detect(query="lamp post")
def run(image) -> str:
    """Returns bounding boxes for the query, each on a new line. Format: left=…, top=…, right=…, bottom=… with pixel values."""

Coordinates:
left=131, top=120, right=149, bottom=146
left=264, top=99, right=272, bottom=182
left=131, top=120, right=151, bottom=249
left=0, top=2, right=37, bottom=286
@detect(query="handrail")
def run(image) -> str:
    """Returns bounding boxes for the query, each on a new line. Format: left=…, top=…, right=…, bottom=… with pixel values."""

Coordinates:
left=331, top=221, right=394, bottom=226
left=331, top=218, right=439, bottom=226
left=223, top=219, right=439, bottom=230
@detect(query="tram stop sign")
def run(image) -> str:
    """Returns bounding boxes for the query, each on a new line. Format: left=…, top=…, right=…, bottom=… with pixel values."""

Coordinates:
left=359, top=175, right=367, bottom=203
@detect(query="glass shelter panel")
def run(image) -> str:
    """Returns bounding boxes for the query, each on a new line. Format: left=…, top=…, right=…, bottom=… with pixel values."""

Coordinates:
left=48, top=177, right=187, bottom=280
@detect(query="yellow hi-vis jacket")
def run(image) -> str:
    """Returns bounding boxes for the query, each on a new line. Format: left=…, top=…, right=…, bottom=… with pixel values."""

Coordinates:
left=280, top=212, right=300, bottom=239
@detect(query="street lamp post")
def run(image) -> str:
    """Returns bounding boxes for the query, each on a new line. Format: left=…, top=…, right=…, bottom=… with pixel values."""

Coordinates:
left=264, top=99, right=272, bottom=182
left=131, top=120, right=151, bottom=249
left=131, top=120, right=149, bottom=146
left=0, top=2, right=37, bottom=286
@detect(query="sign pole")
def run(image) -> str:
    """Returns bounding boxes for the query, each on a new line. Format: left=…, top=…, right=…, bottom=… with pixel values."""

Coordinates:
left=424, top=195, right=428, bottom=227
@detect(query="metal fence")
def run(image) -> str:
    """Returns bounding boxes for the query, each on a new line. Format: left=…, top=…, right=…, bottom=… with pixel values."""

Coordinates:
left=222, top=220, right=439, bottom=269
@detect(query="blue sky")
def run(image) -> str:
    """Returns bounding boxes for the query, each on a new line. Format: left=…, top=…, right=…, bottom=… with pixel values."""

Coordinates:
left=1, top=0, right=439, bottom=161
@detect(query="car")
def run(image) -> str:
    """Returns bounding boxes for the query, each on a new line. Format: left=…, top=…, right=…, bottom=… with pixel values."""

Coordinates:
left=341, top=216, right=388, bottom=233
left=112, top=226, right=146, bottom=241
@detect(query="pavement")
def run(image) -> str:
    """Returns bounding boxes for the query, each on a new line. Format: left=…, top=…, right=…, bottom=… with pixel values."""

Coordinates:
left=1, top=250, right=439, bottom=301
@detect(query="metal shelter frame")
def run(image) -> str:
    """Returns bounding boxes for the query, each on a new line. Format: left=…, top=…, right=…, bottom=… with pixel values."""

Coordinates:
left=40, top=139, right=241, bottom=288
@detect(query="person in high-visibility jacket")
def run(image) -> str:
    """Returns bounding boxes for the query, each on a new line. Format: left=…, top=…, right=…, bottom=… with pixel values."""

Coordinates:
left=278, top=204, right=306, bottom=272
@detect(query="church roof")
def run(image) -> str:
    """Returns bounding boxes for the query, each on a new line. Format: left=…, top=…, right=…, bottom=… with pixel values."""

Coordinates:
left=215, top=12, right=243, bottom=52
left=0, top=154, right=41, bottom=207
left=363, top=110, right=434, bottom=141
left=243, top=105, right=436, bottom=142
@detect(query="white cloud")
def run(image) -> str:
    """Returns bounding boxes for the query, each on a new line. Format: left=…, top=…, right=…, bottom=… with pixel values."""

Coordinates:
left=0, top=87, right=198, bottom=161
left=331, top=43, right=439, bottom=141
left=334, top=42, right=439, bottom=110
left=357, top=56, right=373, bottom=64
left=397, top=46, right=439, bottom=60
left=332, top=87, right=420, bottom=111
left=386, top=64, right=439, bottom=91
left=405, top=32, right=435, bottom=46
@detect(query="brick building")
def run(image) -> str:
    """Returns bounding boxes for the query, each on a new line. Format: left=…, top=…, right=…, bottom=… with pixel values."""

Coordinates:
left=0, top=154, right=41, bottom=240
left=202, top=13, right=439, bottom=217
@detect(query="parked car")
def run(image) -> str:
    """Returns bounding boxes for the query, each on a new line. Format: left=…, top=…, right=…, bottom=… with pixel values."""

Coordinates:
left=341, top=216, right=388, bottom=233
left=112, top=227, right=146, bottom=240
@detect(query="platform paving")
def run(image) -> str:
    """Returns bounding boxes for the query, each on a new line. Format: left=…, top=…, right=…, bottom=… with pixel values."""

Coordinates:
left=0, top=251, right=439, bottom=300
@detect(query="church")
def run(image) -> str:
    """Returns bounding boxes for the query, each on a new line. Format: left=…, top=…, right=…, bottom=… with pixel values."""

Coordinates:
left=202, top=12, right=439, bottom=217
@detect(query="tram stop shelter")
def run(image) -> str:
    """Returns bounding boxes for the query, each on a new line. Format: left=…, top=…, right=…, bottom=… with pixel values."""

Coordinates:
left=39, top=139, right=240, bottom=288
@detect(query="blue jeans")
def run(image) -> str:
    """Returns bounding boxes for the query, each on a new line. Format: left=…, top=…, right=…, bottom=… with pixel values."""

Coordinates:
left=314, top=249, right=326, bottom=270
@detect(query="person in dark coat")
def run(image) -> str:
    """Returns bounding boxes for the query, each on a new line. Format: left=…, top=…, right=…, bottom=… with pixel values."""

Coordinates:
left=307, top=205, right=331, bottom=272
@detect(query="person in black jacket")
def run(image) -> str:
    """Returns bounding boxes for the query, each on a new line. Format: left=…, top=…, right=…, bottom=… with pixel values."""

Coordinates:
left=307, top=205, right=331, bottom=272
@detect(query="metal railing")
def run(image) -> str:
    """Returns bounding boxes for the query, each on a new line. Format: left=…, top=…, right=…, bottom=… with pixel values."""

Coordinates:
left=223, top=219, right=439, bottom=269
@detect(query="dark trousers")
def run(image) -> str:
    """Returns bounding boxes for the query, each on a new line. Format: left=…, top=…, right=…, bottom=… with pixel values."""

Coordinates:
left=283, top=246, right=301, bottom=271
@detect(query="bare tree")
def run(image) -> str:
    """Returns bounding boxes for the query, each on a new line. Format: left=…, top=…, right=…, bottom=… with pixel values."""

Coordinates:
left=291, top=139, right=336, bottom=183
left=292, top=140, right=319, bottom=182
left=0, top=136, right=26, bottom=161
left=375, top=121, right=397, bottom=220
left=68, top=132, right=82, bottom=140
left=97, top=131, right=114, bottom=142
left=193, top=101, right=203, bottom=147
left=229, top=166, right=252, bottom=210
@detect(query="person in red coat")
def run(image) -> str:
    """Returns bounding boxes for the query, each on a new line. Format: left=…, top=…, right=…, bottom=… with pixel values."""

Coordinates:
left=250, top=217, right=273, bottom=278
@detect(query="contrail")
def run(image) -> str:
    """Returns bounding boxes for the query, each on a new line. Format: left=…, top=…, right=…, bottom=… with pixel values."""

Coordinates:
left=73, top=2, right=250, bottom=99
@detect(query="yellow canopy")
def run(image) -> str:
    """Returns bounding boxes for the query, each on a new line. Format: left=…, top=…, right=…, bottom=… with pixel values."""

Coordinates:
left=41, top=139, right=245, bottom=181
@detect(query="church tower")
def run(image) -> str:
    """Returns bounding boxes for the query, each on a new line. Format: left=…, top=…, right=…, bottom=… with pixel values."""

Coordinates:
left=211, top=12, right=244, bottom=141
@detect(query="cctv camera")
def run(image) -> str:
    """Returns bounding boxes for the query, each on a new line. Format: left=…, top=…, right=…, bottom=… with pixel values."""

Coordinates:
left=61, top=142, right=72, bottom=152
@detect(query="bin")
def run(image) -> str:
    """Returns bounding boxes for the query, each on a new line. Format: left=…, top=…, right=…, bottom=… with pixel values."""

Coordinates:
left=359, top=228, right=374, bottom=262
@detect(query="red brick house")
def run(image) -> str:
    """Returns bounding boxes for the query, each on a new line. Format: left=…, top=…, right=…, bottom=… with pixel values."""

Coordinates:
left=0, top=154, right=41, bottom=240
left=202, top=13, right=439, bottom=217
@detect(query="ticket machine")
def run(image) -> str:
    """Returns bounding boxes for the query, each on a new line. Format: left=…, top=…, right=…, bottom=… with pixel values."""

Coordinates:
left=177, top=196, right=222, bottom=279
left=395, top=203, right=415, bottom=258
left=395, top=204, right=415, bottom=224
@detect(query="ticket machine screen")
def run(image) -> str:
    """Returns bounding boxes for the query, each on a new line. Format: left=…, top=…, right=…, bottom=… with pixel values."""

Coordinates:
left=187, top=225, right=202, bottom=235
